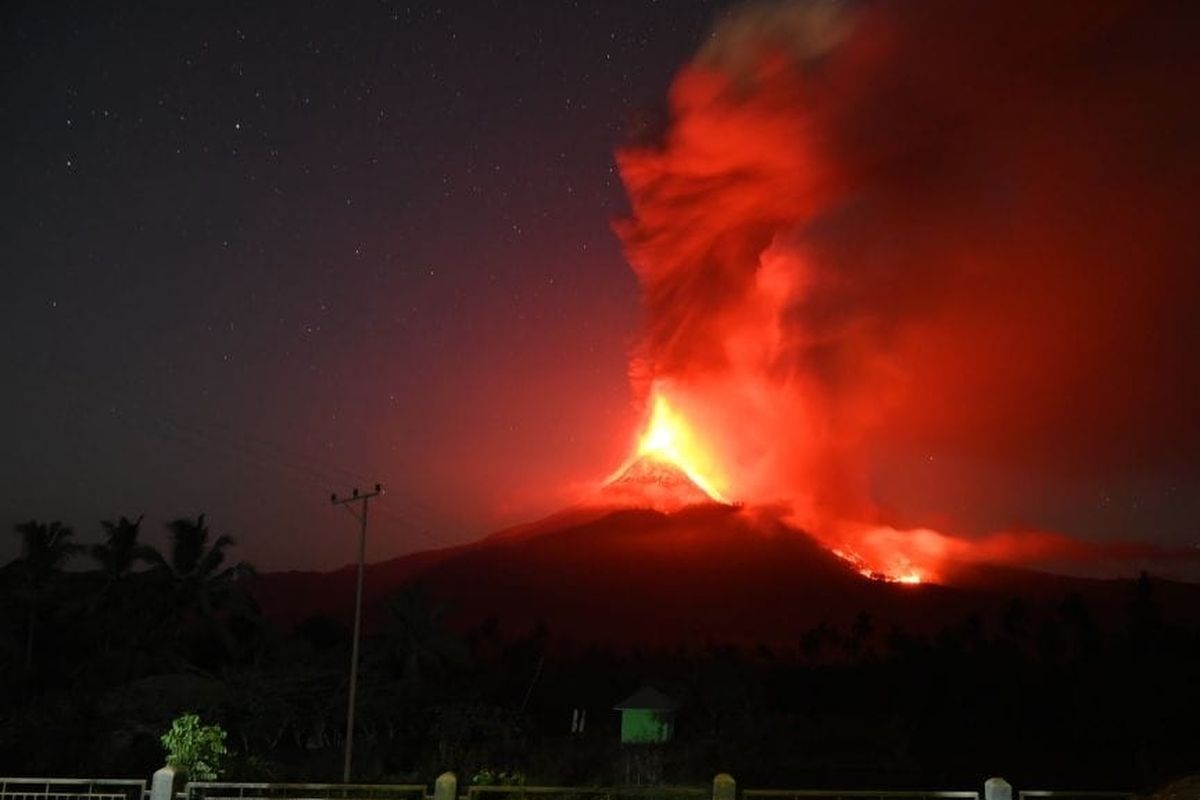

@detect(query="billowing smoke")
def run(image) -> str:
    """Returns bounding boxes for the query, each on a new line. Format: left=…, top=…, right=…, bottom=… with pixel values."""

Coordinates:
left=615, top=0, right=1200, bottom=579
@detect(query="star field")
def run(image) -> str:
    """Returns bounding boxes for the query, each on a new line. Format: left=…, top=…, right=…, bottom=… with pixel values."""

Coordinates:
left=7, top=0, right=1196, bottom=572
left=1, top=1, right=727, bottom=569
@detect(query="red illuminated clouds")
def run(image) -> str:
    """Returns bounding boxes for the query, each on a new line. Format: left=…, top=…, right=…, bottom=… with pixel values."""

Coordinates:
left=605, top=0, right=1200, bottom=583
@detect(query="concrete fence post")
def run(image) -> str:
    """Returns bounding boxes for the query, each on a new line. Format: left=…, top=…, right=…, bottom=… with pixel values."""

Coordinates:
left=713, top=773, right=736, bottom=800
left=435, top=772, right=458, bottom=800
left=985, top=778, right=1012, bottom=800
left=150, top=766, right=180, bottom=800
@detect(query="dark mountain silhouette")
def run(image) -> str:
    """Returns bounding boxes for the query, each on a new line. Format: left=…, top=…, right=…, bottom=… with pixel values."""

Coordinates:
left=254, top=501, right=1200, bottom=645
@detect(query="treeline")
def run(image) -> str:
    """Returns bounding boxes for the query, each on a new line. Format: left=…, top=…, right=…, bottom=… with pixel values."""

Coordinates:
left=2, top=516, right=1199, bottom=790
left=2, top=516, right=254, bottom=674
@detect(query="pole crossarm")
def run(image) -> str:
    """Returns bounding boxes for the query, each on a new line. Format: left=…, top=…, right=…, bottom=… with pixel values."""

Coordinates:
left=331, top=485, right=384, bottom=508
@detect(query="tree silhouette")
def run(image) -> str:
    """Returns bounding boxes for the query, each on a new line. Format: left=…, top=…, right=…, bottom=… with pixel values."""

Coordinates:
left=844, top=611, right=875, bottom=658
left=88, top=514, right=160, bottom=667
left=379, top=583, right=464, bottom=690
left=800, top=621, right=840, bottom=662
left=148, top=514, right=255, bottom=658
left=91, top=514, right=157, bottom=582
left=1129, top=571, right=1161, bottom=649
left=11, top=519, right=81, bottom=669
left=1058, top=592, right=1097, bottom=665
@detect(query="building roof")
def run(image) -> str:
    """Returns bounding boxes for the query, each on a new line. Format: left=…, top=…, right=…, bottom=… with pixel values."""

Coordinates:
left=614, top=685, right=679, bottom=711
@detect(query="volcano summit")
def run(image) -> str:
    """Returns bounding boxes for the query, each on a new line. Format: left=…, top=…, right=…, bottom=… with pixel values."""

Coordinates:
left=600, top=454, right=725, bottom=512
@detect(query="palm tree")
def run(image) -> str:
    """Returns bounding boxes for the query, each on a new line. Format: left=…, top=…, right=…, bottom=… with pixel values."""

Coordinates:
left=89, top=514, right=159, bottom=662
left=11, top=519, right=81, bottom=669
left=379, top=584, right=464, bottom=689
left=91, top=514, right=157, bottom=581
left=149, top=514, right=255, bottom=657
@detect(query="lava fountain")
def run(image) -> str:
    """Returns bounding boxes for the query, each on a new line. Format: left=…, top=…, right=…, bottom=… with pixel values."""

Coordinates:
left=602, top=386, right=730, bottom=512
left=629, top=389, right=730, bottom=504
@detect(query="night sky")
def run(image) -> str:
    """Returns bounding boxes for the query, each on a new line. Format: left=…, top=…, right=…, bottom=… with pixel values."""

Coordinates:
left=4, top=0, right=1199, bottom=574
left=3, top=1, right=731, bottom=569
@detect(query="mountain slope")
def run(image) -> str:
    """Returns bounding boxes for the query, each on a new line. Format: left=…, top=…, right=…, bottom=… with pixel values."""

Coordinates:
left=255, top=504, right=958, bottom=643
left=252, top=502, right=1200, bottom=646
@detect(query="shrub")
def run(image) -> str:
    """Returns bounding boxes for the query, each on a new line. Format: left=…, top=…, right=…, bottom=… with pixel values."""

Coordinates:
left=471, top=768, right=525, bottom=787
left=161, top=713, right=228, bottom=781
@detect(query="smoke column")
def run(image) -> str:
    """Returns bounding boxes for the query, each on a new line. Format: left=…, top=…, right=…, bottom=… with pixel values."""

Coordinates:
left=615, top=0, right=1200, bottom=580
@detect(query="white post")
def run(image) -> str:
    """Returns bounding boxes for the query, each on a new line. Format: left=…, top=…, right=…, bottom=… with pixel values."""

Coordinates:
left=985, top=777, right=1013, bottom=800
left=435, top=772, right=458, bottom=800
left=150, top=766, right=180, bottom=800
left=713, top=773, right=736, bottom=800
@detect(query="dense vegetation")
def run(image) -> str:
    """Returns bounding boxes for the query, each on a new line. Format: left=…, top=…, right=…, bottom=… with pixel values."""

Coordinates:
left=2, top=515, right=1198, bottom=790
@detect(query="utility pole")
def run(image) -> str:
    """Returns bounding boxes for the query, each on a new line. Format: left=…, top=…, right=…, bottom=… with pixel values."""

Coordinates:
left=331, top=482, right=383, bottom=783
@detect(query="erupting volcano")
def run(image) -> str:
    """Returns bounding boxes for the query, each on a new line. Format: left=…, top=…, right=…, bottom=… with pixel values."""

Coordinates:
left=596, top=385, right=927, bottom=583
left=582, top=0, right=1200, bottom=587
left=602, top=390, right=731, bottom=511
left=255, top=0, right=1200, bottom=650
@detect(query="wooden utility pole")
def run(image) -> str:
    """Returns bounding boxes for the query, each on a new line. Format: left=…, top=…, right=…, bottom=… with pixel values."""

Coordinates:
left=331, top=482, right=383, bottom=783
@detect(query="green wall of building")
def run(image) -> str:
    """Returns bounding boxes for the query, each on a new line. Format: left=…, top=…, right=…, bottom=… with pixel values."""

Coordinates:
left=620, top=709, right=672, bottom=744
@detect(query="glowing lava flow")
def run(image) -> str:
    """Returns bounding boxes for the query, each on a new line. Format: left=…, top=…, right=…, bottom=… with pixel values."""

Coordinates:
left=829, top=521, right=941, bottom=584
left=830, top=546, right=923, bottom=585
left=603, top=388, right=731, bottom=507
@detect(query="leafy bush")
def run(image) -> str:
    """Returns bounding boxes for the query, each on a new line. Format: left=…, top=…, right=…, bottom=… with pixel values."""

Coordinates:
left=161, top=713, right=228, bottom=780
left=470, top=768, right=525, bottom=786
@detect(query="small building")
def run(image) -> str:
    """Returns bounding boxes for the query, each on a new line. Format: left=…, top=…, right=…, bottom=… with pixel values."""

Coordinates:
left=613, top=686, right=679, bottom=744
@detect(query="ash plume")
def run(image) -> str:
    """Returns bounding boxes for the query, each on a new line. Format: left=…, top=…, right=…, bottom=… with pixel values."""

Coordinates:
left=615, top=0, right=1200, bottom=577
